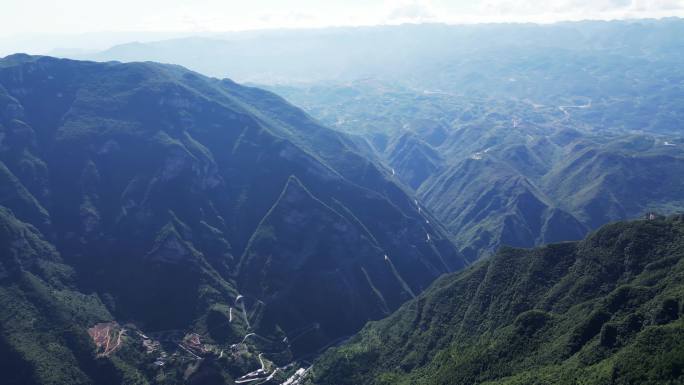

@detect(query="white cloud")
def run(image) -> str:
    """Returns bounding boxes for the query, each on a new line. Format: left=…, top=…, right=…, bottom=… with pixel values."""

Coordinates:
left=463, top=0, right=684, bottom=23
left=387, top=0, right=437, bottom=22
left=1, top=0, right=683, bottom=44
left=0, top=0, right=681, bottom=57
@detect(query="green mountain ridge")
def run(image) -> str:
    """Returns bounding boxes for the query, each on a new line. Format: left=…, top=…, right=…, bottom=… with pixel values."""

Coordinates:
left=310, top=215, right=684, bottom=385
left=0, top=54, right=467, bottom=384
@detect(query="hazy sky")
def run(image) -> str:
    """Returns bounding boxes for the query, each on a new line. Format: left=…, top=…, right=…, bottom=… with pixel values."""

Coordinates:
left=1, top=0, right=683, bottom=55
left=2, top=0, right=683, bottom=36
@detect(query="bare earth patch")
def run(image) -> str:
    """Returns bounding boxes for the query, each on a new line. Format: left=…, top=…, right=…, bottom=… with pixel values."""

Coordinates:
left=88, top=321, right=125, bottom=357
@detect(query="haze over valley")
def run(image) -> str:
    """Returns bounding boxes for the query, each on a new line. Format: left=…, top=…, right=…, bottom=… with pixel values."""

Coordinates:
left=1, top=2, right=683, bottom=384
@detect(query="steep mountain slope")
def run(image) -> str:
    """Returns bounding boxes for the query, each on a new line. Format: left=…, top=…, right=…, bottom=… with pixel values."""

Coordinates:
left=270, top=78, right=684, bottom=260
left=385, top=132, right=443, bottom=190
left=410, top=126, right=684, bottom=259
left=544, top=145, right=684, bottom=229
left=420, top=155, right=587, bottom=260
left=311, top=215, right=684, bottom=385
left=0, top=54, right=467, bottom=383
left=0, top=207, right=125, bottom=385
left=239, top=176, right=430, bottom=354
left=69, top=19, right=684, bottom=260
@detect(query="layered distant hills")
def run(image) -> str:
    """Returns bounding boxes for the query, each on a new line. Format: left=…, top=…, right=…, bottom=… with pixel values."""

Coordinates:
left=272, top=82, right=684, bottom=260
left=310, top=215, right=684, bottom=385
left=66, top=19, right=684, bottom=260
left=0, top=54, right=465, bottom=384
left=82, top=19, right=684, bottom=137
left=84, top=20, right=683, bottom=108
left=259, top=20, right=684, bottom=260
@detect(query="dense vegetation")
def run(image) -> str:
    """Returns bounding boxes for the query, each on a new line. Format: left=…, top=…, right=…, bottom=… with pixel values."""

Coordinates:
left=0, top=207, right=124, bottom=385
left=0, top=54, right=465, bottom=383
left=310, top=215, right=684, bottom=385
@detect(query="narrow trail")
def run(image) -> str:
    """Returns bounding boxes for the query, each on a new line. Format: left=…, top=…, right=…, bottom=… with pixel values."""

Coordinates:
left=241, top=304, right=250, bottom=328
left=280, top=367, right=311, bottom=385
left=285, top=323, right=320, bottom=344
left=235, top=376, right=265, bottom=384
left=384, top=254, right=417, bottom=299
left=240, top=333, right=256, bottom=345
left=361, top=266, right=390, bottom=314
left=259, top=353, right=266, bottom=371
left=229, top=293, right=314, bottom=384
left=428, top=241, right=452, bottom=273
left=178, top=343, right=201, bottom=360
left=92, top=325, right=126, bottom=357
left=112, top=329, right=125, bottom=352
left=229, top=305, right=315, bottom=384
left=235, top=294, right=251, bottom=329
left=558, top=99, right=592, bottom=119
left=259, top=368, right=280, bottom=384
left=248, top=300, right=265, bottom=321
left=235, top=353, right=270, bottom=383
left=103, top=329, right=111, bottom=353
left=230, top=332, right=271, bottom=384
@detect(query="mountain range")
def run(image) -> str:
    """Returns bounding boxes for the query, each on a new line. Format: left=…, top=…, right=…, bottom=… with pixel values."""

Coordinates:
left=61, top=19, right=684, bottom=259
left=270, top=81, right=684, bottom=260
left=1, top=17, right=683, bottom=385
left=0, top=54, right=466, bottom=384
left=256, top=20, right=684, bottom=260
